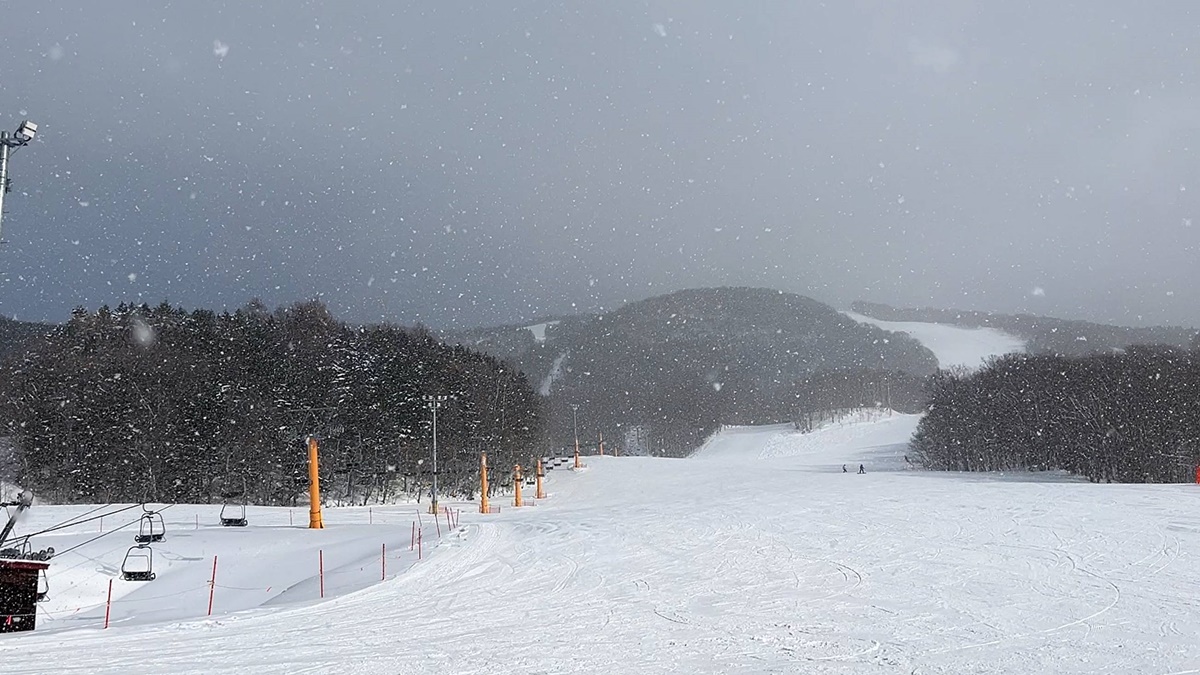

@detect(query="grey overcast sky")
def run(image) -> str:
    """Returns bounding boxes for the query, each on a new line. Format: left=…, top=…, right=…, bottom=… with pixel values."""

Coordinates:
left=2, top=1, right=1198, bottom=328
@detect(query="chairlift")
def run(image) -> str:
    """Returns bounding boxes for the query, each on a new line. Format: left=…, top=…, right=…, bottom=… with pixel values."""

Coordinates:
left=120, top=544, right=156, bottom=582
left=35, top=569, right=49, bottom=602
left=134, top=509, right=166, bottom=544
left=219, top=502, right=247, bottom=527
left=219, top=475, right=249, bottom=527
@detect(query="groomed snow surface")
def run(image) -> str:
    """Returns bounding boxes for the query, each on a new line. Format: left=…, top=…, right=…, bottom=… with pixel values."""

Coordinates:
left=5, top=412, right=1200, bottom=674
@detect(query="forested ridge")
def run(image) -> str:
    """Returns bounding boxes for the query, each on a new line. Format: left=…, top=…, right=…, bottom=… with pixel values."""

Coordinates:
left=450, top=287, right=938, bottom=457
left=0, top=300, right=543, bottom=505
left=6, top=291, right=1199, bottom=496
left=853, top=300, right=1197, bottom=357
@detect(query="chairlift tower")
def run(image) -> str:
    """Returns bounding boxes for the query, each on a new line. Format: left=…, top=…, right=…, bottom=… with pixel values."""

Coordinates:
left=423, top=395, right=450, bottom=515
left=0, top=120, right=39, bottom=244
left=570, top=404, right=581, bottom=468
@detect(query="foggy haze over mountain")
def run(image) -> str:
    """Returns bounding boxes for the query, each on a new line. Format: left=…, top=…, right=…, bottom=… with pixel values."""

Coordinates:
left=2, top=2, right=1198, bottom=329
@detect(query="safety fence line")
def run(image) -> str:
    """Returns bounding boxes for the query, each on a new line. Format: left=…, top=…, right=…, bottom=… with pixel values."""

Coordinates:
left=24, top=510, right=474, bottom=632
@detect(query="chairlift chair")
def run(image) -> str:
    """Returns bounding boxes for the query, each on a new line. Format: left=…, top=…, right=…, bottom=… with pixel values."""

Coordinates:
left=35, top=569, right=49, bottom=602
left=134, top=510, right=166, bottom=543
left=120, top=544, right=156, bottom=582
left=219, top=475, right=249, bottom=527
left=219, top=502, right=247, bottom=527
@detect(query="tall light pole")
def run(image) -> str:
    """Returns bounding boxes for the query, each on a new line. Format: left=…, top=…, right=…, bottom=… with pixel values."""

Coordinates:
left=570, top=404, right=580, bottom=469
left=0, top=120, right=39, bottom=244
left=424, top=395, right=450, bottom=515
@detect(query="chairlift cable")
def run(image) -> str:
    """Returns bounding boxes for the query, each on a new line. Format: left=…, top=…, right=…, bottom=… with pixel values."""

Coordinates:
left=7, top=501, right=162, bottom=546
left=51, top=513, right=148, bottom=558
left=18, top=503, right=143, bottom=540
left=51, top=503, right=177, bottom=558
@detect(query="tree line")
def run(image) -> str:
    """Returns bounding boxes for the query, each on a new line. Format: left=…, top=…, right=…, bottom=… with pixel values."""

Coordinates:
left=0, top=300, right=544, bottom=505
left=911, top=347, right=1200, bottom=483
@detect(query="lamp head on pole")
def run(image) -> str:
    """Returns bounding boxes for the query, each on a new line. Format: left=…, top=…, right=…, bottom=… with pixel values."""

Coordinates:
left=14, top=120, right=37, bottom=143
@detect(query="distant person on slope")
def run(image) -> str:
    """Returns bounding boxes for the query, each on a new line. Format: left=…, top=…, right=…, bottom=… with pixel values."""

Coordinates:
left=842, top=464, right=847, bottom=473
left=858, top=464, right=865, bottom=474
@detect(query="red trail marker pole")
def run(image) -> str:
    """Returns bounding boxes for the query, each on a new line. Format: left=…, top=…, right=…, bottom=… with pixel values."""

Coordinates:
left=381, top=543, right=386, bottom=580
left=207, top=556, right=218, bottom=616
left=104, top=579, right=113, bottom=629
left=319, top=549, right=325, bottom=599
left=410, top=521, right=415, bottom=551
left=418, top=529, right=422, bottom=560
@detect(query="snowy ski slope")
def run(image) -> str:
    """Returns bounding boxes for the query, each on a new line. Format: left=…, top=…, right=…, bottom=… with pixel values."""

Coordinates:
left=4, top=318, right=1200, bottom=673
left=844, top=311, right=1026, bottom=370
left=5, top=420, right=1200, bottom=674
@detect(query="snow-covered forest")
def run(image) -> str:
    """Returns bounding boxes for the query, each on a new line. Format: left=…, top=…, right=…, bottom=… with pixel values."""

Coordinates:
left=0, top=300, right=543, bottom=505
left=913, top=347, right=1200, bottom=483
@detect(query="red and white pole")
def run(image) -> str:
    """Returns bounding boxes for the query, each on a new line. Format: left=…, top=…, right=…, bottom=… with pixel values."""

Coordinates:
left=207, top=556, right=218, bottom=616
left=104, top=579, right=113, bottom=629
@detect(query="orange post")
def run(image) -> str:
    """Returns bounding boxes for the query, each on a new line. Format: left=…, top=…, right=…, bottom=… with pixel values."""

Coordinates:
left=513, top=464, right=524, bottom=507
left=307, top=436, right=324, bottom=529
left=1195, top=465, right=1200, bottom=484
left=536, top=459, right=546, bottom=500
left=574, top=438, right=581, bottom=469
left=480, top=452, right=490, bottom=514
left=599, top=431, right=605, bottom=457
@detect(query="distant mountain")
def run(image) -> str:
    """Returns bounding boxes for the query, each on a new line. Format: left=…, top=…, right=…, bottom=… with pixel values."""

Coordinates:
left=444, top=288, right=938, bottom=456
left=0, top=316, right=52, bottom=361
left=852, top=301, right=1199, bottom=357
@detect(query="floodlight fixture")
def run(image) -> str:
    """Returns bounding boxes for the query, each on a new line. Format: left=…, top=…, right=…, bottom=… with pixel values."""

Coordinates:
left=14, top=120, right=36, bottom=142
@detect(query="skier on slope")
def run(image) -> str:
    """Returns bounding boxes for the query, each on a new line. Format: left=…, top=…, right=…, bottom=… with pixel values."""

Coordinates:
left=842, top=464, right=847, bottom=473
left=858, top=464, right=865, bottom=474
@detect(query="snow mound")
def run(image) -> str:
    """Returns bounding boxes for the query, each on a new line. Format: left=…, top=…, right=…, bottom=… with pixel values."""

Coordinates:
left=844, top=311, right=1025, bottom=370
